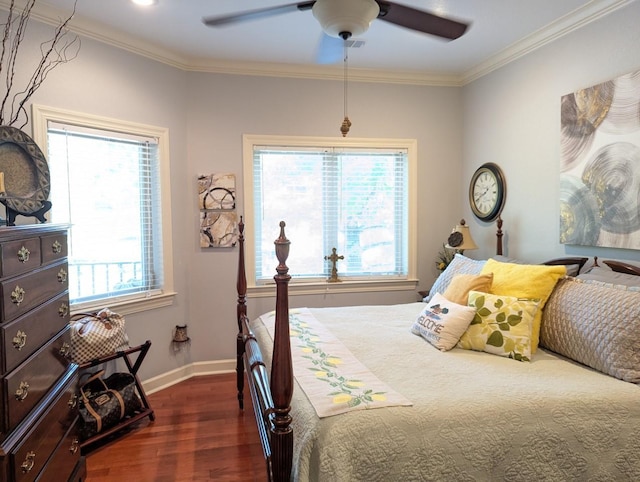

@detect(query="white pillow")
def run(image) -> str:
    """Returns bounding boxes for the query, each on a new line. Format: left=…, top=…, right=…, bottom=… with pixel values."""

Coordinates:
left=411, top=293, right=477, bottom=351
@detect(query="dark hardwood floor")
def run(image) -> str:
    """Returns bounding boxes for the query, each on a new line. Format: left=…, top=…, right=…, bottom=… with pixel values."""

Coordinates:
left=84, top=373, right=268, bottom=481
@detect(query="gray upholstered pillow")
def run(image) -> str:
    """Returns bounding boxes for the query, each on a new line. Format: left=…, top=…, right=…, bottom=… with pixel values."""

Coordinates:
left=576, top=266, right=640, bottom=288
left=540, top=277, right=640, bottom=383
left=424, top=254, right=485, bottom=303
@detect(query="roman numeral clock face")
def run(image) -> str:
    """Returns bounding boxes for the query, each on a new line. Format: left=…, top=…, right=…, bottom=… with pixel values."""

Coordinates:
left=469, top=163, right=506, bottom=222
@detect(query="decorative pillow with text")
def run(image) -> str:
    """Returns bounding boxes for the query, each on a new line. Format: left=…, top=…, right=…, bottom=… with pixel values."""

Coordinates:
left=411, top=293, right=477, bottom=351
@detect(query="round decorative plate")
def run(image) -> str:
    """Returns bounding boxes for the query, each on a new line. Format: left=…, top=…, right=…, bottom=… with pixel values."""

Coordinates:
left=0, top=126, right=51, bottom=215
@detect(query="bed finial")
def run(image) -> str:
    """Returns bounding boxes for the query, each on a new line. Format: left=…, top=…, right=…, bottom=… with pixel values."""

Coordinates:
left=275, top=221, right=290, bottom=274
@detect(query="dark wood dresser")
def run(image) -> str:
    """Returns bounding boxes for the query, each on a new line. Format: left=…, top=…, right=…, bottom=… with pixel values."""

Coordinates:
left=0, top=225, right=85, bottom=482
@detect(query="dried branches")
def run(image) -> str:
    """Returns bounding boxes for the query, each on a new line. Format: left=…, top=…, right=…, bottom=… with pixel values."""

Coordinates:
left=0, top=0, right=80, bottom=128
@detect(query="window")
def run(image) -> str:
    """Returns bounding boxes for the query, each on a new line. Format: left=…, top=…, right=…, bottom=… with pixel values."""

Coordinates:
left=244, top=135, right=417, bottom=293
left=32, top=105, right=175, bottom=313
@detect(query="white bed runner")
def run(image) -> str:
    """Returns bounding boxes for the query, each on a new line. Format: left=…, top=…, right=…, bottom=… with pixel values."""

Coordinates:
left=260, top=307, right=412, bottom=418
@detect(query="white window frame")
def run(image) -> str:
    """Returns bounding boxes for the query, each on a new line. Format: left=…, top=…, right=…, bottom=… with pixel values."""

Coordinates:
left=32, top=104, right=176, bottom=315
left=243, top=134, right=418, bottom=297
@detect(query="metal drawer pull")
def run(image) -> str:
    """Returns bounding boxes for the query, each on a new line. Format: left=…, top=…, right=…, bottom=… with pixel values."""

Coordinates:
left=59, top=342, right=71, bottom=358
left=70, top=437, right=79, bottom=454
left=68, top=394, right=78, bottom=410
left=58, top=302, right=69, bottom=318
left=15, top=381, right=29, bottom=401
left=12, top=330, right=27, bottom=350
left=57, top=268, right=67, bottom=283
left=21, top=451, right=36, bottom=473
left=17, top=245, right=30, bottom=263
left=11, top=285, right=25, bottom=305
left=52, top=240, right=62, bottom=254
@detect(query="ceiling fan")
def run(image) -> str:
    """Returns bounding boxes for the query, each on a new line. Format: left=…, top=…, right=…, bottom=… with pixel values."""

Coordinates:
left=203, top=0, right=470, bottom=62
left=203, top=0, right=469, bottom=136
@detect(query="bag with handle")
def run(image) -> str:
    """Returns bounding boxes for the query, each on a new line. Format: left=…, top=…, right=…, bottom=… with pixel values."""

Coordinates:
left=70, top=308, right=129, bottom=365
left=78, top=370, right=143, bottom=440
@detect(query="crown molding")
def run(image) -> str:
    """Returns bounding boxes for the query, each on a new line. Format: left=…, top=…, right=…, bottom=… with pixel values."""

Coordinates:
left=183, top=58, right=465, bottom=86
left=461, top=0, right=635, bottom=84
left=0, top=0, right=631, bottom=87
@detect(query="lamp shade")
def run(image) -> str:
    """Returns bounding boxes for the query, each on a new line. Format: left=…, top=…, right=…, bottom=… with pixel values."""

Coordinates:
left=312, top=0, right=380, bottom=38
left=445, top=219, right=478, bottom=251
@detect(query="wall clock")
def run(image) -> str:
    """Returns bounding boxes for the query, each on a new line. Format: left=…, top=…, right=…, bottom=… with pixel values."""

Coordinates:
left=469, top=162, right=506, bottom=222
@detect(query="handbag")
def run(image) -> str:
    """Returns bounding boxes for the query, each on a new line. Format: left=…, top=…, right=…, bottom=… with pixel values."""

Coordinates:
left=70, top=308, right=129, bottom=365
left=78, top=370, right=143, bottom=440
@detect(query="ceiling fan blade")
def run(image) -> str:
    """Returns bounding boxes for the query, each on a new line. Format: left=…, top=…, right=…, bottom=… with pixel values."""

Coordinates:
left=376, top=1, right=469, bottom=40
left=203, top=2, right=315, bottom=27
left=315, top=32, right=344, bottom=64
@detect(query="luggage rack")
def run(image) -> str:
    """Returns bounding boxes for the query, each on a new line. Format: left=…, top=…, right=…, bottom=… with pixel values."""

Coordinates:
left=78, top=340, right=155, bottom=451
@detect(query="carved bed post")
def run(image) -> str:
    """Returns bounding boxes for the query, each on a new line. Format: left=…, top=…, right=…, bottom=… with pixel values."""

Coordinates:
left=270, top=221, right=294, bottom=481
left=236, top=217, right=246, bottom=410
left=496, top=216, right=503, bottom=256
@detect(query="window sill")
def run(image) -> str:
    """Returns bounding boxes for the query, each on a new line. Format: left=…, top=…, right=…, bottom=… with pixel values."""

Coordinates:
left=71, top=291, right=177, bottom=317
left=247, top=279, right=418, bottom=298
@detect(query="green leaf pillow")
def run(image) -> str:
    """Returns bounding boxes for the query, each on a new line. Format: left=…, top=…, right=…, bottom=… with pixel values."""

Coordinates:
left=457, top=290, right=540, bottom=362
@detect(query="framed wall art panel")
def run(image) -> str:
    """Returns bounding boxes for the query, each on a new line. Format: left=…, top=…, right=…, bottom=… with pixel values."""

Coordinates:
left=560, top=69, right=640, bottom=249
left=198, top=173, right=238, bottom=248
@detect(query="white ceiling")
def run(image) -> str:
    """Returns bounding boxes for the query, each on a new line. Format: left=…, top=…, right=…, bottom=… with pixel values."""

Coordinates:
left=8, top=0, right=634, bottom=84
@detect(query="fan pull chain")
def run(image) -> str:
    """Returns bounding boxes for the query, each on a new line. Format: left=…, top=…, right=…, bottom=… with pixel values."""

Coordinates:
left=340, top=35, right=351, bottom=137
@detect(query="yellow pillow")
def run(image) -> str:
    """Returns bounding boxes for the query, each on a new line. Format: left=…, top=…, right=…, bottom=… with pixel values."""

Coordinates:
left=480, top=259, right=566, bottom=353
left=443, top=273, right=494, bottom=305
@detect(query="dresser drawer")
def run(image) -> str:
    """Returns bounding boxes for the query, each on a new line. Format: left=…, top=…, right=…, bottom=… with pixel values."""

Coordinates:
left=40, top=234, right=68, bottom=266
left=1, top=261, right=68, bottom=323
left=34, top=417, right=81, bottom=482
left=3, top=326, right=72, bottom=434
left=11, top=368, right=78, bottom=482
left=2, top=292, right=70, bottom=373
left=0, top=237, right=41, bottom=279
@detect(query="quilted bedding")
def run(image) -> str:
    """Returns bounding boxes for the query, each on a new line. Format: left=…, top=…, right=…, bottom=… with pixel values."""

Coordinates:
left=251, top=302, right=640, bottom=482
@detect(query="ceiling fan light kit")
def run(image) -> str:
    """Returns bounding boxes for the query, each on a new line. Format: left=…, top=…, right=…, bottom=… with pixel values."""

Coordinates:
left=131, top=0, right=158, bottom=6
left=312, top=0, right=380, bottom=38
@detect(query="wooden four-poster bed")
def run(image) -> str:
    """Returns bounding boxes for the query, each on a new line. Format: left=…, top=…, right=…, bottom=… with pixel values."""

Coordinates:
left=234, top=218, right=640, bottom=482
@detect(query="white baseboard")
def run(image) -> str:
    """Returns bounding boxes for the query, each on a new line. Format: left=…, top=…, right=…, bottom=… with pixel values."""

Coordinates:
left=142, top=359, right=236, bottom=395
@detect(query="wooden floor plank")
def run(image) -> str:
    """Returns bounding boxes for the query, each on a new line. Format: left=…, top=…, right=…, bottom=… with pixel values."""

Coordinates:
left=84, top=373, right=268, bottom=482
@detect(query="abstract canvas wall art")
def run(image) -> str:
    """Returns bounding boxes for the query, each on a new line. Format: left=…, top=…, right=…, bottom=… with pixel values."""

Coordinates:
left=198, top=173, right=236, bottom=210
left=198, top=173, right=238, bottom=247
left=560, top=69, right=640, bottom=249
left=200, top=211, right=238, bottom=248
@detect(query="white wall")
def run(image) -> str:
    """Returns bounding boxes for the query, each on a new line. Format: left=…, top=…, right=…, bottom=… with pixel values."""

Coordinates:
left=8, top=19, right=464, bottom=381
left=462, top=1, right=640, bottom=263
left=185, top=74, right=464, bottom=357
left=10, top=21, right=194, bottom=381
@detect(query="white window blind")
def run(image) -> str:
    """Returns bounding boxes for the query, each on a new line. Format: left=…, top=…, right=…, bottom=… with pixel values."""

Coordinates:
left=253, top=145, right=409, bottom=282
left=46, top=122, right=163, bottom=304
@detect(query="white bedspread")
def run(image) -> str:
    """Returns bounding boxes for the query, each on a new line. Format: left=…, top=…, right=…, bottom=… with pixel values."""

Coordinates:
left=251, top=302, right=640, bottom=481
